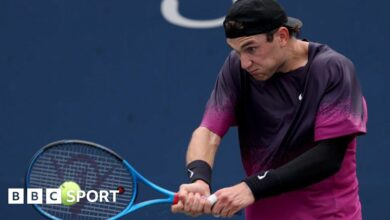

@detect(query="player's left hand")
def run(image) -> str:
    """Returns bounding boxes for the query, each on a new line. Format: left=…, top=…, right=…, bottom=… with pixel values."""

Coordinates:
left=210, top=182, right=255, bottom=218
left=171, top=180, right=211, bottom=217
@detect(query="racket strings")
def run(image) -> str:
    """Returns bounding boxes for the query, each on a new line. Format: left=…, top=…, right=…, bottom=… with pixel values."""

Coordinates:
left=28, top=142, right=135, bottom=220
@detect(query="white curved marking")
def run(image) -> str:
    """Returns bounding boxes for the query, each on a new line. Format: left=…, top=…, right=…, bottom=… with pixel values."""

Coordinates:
left=161, top=0, right=236, bottom=29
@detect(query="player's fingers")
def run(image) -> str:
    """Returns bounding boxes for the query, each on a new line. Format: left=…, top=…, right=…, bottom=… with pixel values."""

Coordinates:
left=171, top=200, right=184, bottom=213
left=176, top=191, right=187, bottom=208
left=211, top=201, right=223, bottom=216
left=191, top=193, right=201, bottom=213
left=204, top=194, right=215, bottom=214
left=198, top=195, right=208, bottom=213
left=219, top=205, right=231, bottom=218
left=184, top=192, right=195, bottom=213
left=226, top=209, right=236, bottom=218
left=226, top=203, right=241, bottom=217
left=177, top=187, right=188, bottom=201
left=211, top=194, right=226, bottom=216
left=204, top=200, right=212, bottom=214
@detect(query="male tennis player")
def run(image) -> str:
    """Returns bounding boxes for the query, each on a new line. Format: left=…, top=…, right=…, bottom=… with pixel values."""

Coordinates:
left=171, top=0, right=368, bottom=219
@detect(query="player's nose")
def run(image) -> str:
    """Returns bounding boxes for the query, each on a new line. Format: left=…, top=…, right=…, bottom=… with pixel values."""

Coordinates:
left=240, top=54, right=252, bottom=70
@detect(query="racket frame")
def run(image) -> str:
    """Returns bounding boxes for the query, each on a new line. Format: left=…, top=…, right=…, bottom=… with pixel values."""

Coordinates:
left=25, top=140, right=178, bottom=220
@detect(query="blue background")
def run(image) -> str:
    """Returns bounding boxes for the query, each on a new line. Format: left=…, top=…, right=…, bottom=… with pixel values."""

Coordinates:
left=1, top=0, right=388, bottom=219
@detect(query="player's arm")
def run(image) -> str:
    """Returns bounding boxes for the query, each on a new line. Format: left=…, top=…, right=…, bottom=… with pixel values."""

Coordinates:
left=186, top=126, right=221, bottom=186
left=172, top=52, right=239, bottom=216
left=209, top=136, right=350, bottom=217
left=243, top=136, right=350, bottom=200
left=171, top=126, right=221, bottom=216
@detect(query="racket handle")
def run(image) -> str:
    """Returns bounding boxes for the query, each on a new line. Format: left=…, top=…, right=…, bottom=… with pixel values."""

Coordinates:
left=172, top=193, right=216, bottom=205
left=173, top=193, right=180, bottom=204
left=207, top=194, right=218, bottom=205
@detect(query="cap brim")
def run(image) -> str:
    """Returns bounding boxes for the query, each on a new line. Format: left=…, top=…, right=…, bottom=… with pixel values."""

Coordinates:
left=285, top=17, right=303, bottom=29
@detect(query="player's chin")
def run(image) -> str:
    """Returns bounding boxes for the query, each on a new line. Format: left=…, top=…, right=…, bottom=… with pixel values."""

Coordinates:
left=252, top=73, right=272, bottom=81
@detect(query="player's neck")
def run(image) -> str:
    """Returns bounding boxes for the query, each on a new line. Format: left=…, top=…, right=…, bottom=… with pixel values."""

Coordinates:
left=278, top=40, right=309, bottom=73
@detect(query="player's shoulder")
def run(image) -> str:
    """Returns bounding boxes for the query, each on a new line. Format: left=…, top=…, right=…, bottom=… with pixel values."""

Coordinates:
left=219, top=50, right=242, bottom=76
left=226, top=50, right=241, bottom=66
left=310, top=42, right=354, bottom=70
left=309, top=42, right=356, bottom=83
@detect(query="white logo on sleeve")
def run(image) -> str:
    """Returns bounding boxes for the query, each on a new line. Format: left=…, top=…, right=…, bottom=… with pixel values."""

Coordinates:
left=187, top=169, right=194, bottom=178
left=257, top=171, right=269, bottom=180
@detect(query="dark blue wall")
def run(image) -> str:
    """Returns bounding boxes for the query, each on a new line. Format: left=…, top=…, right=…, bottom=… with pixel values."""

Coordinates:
left=1, top=0, right=388, bottom=219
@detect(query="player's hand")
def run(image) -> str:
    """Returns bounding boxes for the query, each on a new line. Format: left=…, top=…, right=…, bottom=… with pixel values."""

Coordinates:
left=171, top=180, right=210, bottom=217
left=210, top=182, right=255, bottom=218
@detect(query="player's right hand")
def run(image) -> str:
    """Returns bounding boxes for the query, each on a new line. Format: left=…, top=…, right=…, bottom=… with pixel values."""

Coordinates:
left=171, top=180, right=211, bottom=217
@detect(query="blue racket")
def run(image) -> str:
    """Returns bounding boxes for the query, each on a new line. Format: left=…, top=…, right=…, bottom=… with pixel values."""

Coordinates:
left=25, top=140, right=179, bottom=220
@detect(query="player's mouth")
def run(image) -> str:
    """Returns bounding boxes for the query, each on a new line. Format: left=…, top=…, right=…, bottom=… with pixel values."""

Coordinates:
left=250, top=70, right=266, bottom=78
left=248, top=69, right=259, bottom=75
left=250, top=71, right=270, bottom=81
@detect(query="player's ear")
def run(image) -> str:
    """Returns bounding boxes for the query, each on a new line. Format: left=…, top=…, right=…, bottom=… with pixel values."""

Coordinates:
left=277, top=26, right=289, bottom=47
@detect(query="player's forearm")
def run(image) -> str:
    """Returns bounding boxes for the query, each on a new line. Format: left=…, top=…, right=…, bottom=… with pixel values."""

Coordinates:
left=185, top=126, right=221, bottom=187
left=186, top=126, right=221, bottom=167
left=243, top=136, right=350, bottom=200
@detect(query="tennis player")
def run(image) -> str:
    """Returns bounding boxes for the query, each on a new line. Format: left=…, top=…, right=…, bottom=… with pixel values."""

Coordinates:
left=171, top=0, right=368, bottom=219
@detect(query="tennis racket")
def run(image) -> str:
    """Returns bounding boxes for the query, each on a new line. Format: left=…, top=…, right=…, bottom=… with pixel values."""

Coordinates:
left=25, top=140, right=180, bottom=220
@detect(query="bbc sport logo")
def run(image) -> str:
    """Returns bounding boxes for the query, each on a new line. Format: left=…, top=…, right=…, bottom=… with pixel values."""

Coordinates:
left=8, top=188, right=120, bottom=205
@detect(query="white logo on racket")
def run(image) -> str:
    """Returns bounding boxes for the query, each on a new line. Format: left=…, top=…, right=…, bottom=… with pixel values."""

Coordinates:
left=257, top=171, right=269, bottom=180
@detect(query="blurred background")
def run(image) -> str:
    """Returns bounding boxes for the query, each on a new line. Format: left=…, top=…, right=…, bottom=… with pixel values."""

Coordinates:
left=1, top=0, right=388, bottom=219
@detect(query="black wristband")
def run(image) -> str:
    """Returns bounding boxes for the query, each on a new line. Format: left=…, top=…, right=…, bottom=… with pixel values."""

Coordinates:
left=186, top=160, right=212, bottom=186
left=243, top=170, right=282, bottom=201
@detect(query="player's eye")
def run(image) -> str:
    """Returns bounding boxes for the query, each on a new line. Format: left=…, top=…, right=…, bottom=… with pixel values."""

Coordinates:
left=245, top=47, right=257, bottom=54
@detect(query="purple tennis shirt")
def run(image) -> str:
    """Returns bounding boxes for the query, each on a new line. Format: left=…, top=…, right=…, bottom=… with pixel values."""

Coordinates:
left=200, top=42, right=367, bottom=220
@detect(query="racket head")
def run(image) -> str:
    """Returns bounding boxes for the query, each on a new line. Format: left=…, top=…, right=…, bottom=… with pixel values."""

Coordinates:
left=25, top=140, right=136, bottom=220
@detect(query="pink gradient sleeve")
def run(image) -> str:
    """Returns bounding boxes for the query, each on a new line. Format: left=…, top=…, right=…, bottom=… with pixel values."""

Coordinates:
left=314, top=53, right=368, bottom=141
left=315, top=97, right=367, bottom=141
left=200, top=107, right=236, bottom=137
left=199, top=52, right=240, bottom=137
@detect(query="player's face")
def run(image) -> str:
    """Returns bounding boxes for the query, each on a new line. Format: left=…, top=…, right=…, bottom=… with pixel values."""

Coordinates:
left=226, top=29, right=286, bottom=81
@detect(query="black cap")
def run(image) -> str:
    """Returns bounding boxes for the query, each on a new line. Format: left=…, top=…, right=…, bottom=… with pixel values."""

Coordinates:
left=223, top=0, right=303, bottom=38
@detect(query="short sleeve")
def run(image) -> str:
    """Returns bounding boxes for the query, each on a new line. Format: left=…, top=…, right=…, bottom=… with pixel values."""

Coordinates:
left=200, top=52, right=241, bottom=137
left=314, top=56, right=368, bottom=141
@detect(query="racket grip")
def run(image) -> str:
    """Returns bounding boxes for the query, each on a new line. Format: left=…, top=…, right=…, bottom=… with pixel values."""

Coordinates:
left=173, top=193, right=180, bottom=204
left=207, top=194, right=218, bottom=205
left=172, top=193, right=215, bottom=205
